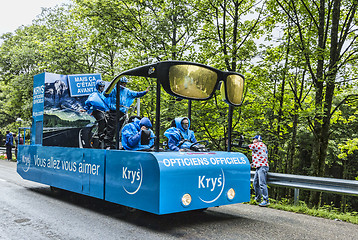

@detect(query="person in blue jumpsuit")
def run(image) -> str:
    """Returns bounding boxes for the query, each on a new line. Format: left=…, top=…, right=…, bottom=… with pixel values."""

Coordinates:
left=164, top=117, right=197, bottom=151
left=82, top=80, right=109, bottom=147
left=104, top=77, right=149, bottom=149
left=121, top=117, right=155, bottom=151
left=5, top=130, right=13, bottom=161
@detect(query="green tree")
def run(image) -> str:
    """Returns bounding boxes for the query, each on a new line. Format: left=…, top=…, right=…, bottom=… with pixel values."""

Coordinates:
left=0, top=25, right=47, bottom=129
left=269, top=0, right=358, bottom=206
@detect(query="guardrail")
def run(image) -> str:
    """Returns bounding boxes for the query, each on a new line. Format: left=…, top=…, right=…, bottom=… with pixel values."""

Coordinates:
left=251, top=171, right=358, bottom=204
left=1, top=149, right=357, bottom=203
left=0, top=146, right=16, bottom=157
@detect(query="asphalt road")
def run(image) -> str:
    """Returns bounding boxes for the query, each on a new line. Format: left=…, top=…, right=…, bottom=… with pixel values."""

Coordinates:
left=0, top=159, right=357, bottom=240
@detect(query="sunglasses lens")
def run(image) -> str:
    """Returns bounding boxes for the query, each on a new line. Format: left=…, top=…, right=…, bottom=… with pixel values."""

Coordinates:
left=168, top=65, right=217, bottom=99
left=226, top=74, right=244, bottom=106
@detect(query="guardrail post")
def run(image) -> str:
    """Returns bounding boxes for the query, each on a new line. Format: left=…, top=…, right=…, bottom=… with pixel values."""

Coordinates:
left=294, top=188, right=299, bottom=205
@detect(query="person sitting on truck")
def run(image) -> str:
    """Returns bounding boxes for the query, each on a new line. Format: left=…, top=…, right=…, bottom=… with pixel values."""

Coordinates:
left=121, top=117, right=155, bottom=151
left=104, top=77, right=150, bottom=149
left=81, top=80, right=109, bottom=147
left=164, top=117, right=197, bottom=152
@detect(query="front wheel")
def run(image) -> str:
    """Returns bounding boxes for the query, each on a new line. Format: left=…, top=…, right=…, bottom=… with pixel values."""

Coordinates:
left=194, top=208, right=208, bottom=212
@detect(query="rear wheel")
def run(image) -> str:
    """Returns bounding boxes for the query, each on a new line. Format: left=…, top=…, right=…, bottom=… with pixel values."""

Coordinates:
left=50, top=186, right=63, bottom=195
left=116, top=205, right=140, bottom=218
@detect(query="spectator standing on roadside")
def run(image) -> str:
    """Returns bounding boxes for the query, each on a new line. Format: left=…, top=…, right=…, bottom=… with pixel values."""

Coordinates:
left=5, top=131, right=13, bottom=161
left=241, top=135, right=269, bottom=207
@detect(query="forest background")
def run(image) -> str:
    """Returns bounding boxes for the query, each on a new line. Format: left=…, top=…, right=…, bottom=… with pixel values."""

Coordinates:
left=0, top=0, right=357, bottom=212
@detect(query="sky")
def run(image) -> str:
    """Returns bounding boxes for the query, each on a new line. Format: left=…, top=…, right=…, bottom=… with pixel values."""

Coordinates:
left=0, top=0, right=71, bottom=35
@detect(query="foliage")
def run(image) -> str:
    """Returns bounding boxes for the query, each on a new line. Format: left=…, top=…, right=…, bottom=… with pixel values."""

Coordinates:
left=0, top=0, right=357, bottom=213
left=338, top=138, right=358, bottom=158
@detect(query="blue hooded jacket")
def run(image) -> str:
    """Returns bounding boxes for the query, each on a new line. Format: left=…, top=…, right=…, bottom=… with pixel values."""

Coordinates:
left=84, top=81, right=109, bottom=113
left=121, top=117, right=155, bottom=151
left=5, top=132, right=13, bottom=146
left=164, top=117, right=197, bottom=151
left=105, top=85, right=147, bottom=113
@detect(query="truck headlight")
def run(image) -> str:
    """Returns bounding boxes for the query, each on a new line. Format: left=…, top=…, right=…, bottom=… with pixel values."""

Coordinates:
left=181, top=193, right=192, bottom=206
left=227, top=188, right=235, bottom=200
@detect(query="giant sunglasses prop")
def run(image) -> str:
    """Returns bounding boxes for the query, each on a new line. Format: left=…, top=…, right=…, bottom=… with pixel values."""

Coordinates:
left=105, top=61, right=244, bottom=150
left=105, top=61, right=244, bottom=106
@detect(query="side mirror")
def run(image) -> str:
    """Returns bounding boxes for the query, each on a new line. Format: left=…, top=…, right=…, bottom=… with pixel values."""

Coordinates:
left=141, top=129, right=151, bottom=145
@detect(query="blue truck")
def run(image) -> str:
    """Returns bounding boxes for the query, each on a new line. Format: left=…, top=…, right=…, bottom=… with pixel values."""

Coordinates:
left=17, top=61, right=250, bottom=215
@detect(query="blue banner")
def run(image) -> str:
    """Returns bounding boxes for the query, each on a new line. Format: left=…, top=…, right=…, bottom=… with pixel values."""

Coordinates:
left=33, top=74, right=45, bottom=121
left=68, top=74, right=102, bottom=97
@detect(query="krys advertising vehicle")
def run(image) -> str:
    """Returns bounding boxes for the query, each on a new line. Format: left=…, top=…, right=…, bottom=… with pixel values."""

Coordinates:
left=17, top=61, right=250, bottom=215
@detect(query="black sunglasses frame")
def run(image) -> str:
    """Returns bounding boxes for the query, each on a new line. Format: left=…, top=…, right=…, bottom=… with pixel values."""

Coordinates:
left=105, top=61, right=244, bottom=107
left=105, top=61, right=244, bottom=151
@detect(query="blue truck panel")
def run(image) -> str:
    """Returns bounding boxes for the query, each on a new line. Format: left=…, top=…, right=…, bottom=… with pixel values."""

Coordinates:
left=17, top=145, right=250, bottom=215
left=105, top=150, right=161, bottom=213
left=17, top=145, right=105, bottom=199
left=155, top=151, right=250, bottom=214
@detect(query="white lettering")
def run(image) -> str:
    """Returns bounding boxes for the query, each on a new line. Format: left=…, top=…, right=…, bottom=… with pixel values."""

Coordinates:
left=33, top=85, right=44, bottom=95
left=122, top=167, right=127, bottom=179
left=34, top=155, right=47, bottom=168
left=78, top=162, right=99, bottom=175
left=33, top=111, right=44, bottom=117
left=163, top=159, right=171, bottom=167
left=162, top=157, right=246, bottom=167
left=210, top=178, right=217, bottom=191
left=198, top=174, right=223, bottom=191
left=32, top=155, right=100, bottom=175
left=122, top=167, right=141, bottom=184
left=198, top=176, right=205, bottom=188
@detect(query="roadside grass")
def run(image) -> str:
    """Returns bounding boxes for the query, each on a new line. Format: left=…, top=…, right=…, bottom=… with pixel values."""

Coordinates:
left=1, top=156, right=17, bottom=161
left=249, top=197, right=358, bottom=225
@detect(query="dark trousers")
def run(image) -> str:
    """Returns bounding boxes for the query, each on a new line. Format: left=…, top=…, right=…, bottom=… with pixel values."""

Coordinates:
left=91, top=110, right=108, bottom=140
left=104, top=110, right=125, bottom=148
left=6, top=145, right=12, bottom=160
